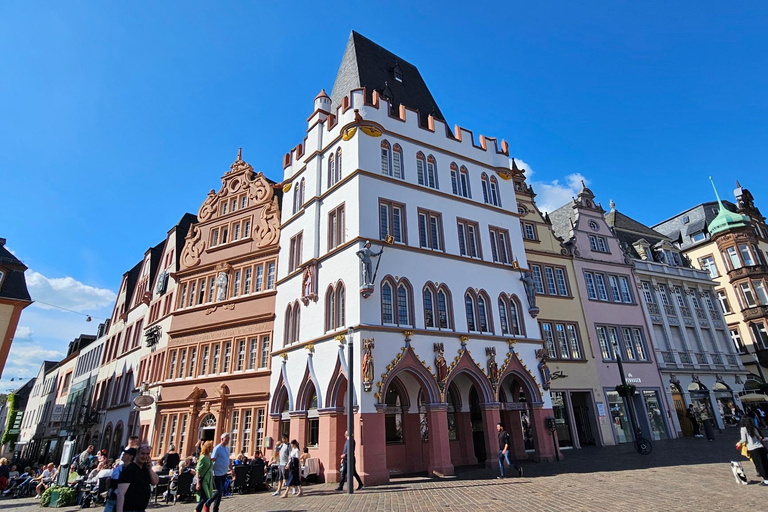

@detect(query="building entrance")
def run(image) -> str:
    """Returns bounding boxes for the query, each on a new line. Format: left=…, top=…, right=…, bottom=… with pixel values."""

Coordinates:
left=469, top=387, right=487, bottom=464
left=570, top=392, right=597, bottom=446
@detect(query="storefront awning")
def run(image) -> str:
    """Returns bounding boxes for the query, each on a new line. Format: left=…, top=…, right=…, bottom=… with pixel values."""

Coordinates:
left=739, top=394, right=768, bottom=402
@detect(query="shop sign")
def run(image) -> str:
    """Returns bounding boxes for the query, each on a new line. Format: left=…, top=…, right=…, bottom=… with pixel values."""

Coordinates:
left=626, top=373, right=642, bottom=384
left=51, top=405, right=64, bottom=422
left=597, top=402, right=606, bottom=417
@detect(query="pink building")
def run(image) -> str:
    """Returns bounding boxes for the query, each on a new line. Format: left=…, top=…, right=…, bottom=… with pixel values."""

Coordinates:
left=549, top=185, right=673, bottom=444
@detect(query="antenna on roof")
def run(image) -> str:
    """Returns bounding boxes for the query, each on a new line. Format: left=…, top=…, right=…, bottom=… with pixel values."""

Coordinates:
left=709, top=176, right=724, bottom=207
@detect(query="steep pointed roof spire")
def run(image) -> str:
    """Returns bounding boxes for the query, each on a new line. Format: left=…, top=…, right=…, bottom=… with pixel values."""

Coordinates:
left=735, top=179, right=742, bottom=188
left=237, top=147, right=243, bottom=161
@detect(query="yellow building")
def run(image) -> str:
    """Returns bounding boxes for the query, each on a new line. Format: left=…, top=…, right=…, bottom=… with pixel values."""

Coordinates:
left=514, top=165, right=614, bottom=447
left=653, top=181, right=768, bottom=412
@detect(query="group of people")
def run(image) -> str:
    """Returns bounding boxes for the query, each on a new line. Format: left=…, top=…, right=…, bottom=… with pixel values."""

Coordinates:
left=0, top=459, right=46, bottom=497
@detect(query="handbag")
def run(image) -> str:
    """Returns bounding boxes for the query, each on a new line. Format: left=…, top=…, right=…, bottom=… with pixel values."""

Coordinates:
left=740, top=443, right=751, bottom=460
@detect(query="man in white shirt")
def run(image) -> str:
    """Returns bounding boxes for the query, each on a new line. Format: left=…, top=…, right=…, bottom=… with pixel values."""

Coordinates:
left=34, top=463, right=57, bottom=498
left=271, top=435, right=290, bottom=497
left=209, top=434, right=231, bottom=512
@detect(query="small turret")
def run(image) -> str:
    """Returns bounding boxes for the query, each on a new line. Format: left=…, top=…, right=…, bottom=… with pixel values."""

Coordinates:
left=314, top=89, right=331, bottom=113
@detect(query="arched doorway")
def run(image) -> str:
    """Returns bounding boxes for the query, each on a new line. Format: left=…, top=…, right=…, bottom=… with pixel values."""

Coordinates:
left=111, top=422, right=124, bottom=459
left=713, top=382, right=737, bottom=426
left=469, top=387, right=486, bottom=464
left=199, top=414, right=217, bottom=442
left=102, top=424, right=113, bottom=454
left=670, top=382, right=692, bottom=436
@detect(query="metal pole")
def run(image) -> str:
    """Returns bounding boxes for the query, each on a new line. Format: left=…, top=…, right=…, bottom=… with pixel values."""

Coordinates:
left=752, top=352, right=766, bottom=383
left=615, top=347, right=649, bottom=453
left=347, top=327, right=355, bottom=495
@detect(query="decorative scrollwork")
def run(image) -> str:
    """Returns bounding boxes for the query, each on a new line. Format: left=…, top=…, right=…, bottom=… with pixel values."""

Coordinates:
left=197, top=190, right=219, bottom=222
left=180, top=225, right=205, bottom=269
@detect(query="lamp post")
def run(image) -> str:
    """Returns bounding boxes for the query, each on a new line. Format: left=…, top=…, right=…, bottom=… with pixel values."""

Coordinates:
left=613, top=341, right=652, bottom=455
left=346, top=326, right=355, bottom=495
left=751, top=351, right=766, bottom=383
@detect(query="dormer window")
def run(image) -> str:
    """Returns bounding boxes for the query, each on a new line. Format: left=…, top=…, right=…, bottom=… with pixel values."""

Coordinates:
left=690, top=232, right=706, bottom=243
left=393, top=63, right=403, bottom=83
left=683, top=216, right=690, bottom=224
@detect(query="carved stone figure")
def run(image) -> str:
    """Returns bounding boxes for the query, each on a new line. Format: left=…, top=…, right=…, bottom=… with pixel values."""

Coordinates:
left=216, top=271, right=228, bottom=301
left=487, top=353, right=498, bottom=385
left=520, top=270, right=537, bottom=309
left=362, top=339, right=375, bottom=392
left=302, top=265, right=314, bottom=299
left=356, top=240, right=383, bottom=286
left=536, top=347, right=551, bottom=391
left=434, top=343, right=447, bottom=383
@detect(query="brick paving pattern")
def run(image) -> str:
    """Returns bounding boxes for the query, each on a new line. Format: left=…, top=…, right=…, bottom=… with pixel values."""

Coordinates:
left=4, top=434, right=766, bottom=512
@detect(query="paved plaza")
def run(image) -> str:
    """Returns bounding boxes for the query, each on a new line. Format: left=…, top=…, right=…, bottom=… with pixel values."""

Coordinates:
left=4, top=434, right=766, bottom=512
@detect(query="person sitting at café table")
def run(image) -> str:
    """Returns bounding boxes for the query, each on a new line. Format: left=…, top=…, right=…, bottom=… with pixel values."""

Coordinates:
left=34, top=463, right=57, bottom=498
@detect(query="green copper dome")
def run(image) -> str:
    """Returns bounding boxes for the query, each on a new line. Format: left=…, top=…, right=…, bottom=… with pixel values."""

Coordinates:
left=707, top=178, right=752, bottom=236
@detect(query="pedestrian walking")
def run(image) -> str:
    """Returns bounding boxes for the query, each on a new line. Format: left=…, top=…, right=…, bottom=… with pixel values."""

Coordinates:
left=271, top=435, right=290, bottom=496
left=736, top=415, right=768, bottom=486
left=686, top=405, right=702, bottom=437
left=496, top=423, right=523, bottom=479
left=281, top=440, right=303, bottom=498
left=195, top=442, right=214, bottom=512
left=116, top=444, right=158, bottom=512
left=206, top=433, right=231, bottom=512
left=104, top=448, right=135, bottom=512
left=335, top=431, right=363, bottom=491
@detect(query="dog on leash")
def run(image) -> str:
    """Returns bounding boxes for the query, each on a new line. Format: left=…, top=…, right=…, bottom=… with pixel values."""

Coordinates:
left=731, top=461, right=748, bottom=484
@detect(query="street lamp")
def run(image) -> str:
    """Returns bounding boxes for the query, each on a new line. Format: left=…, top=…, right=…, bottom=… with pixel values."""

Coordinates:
left=346, top=326, right=355, bottom=495
left=612, top=341, right=652, bottom=455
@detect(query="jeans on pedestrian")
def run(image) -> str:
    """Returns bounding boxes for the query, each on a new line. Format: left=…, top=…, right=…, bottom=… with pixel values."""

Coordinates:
left=195, top=488, right=209, bottom=512
left=206, top=475, right=226, bottom=512
left=498, top=450, right=519, bottom=476
left=103, top=497, right=116, bottom=512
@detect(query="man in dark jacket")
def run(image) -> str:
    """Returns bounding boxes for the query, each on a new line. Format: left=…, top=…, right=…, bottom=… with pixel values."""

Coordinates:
left=496, top=423, right=523, bottom=479
left=335, top=431, right=363, bottom=491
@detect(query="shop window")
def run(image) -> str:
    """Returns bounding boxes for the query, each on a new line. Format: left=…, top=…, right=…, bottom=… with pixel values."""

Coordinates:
left=642, top=391, right=668, bottom=441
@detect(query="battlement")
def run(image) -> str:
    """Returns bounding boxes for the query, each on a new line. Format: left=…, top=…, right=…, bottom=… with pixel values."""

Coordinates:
left=284, top=88, right=511, bottom=173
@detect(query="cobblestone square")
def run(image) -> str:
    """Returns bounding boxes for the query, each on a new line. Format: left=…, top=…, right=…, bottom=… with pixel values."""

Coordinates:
left=3, top=435, right=766, bottom=512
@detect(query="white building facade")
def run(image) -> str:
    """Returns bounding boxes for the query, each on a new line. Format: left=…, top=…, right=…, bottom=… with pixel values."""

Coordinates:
left=268, top=32, right=556, bottom=485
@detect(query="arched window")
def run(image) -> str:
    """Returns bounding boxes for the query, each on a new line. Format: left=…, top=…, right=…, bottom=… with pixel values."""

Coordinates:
left=393, top=144, right=404, bottom=179
left=425, top=155, right=438, bottom=189
left=423, top=286, right=435, bottom=328
left=418, top=389, right=429, bottom=442
left=416, top=152, right=427, bottom=186
left=335, top=148, right=342, bottom=183
left=477, top=293, right=491, bottom=333
left=451, top=163, right=470, bottom=198
left=381, top=277, right=411, bottom=326
left=424, top=283, right=452, bottom=330
left=385, top=385, right=404, bottom=444
left=481, top=173, right=491, bottom=204
left=381, top=140, right=391, bottom=176
left=284, top=304, right=293, bottom=346
left=446, top=385, right=458, bottom=440
left=499, top=294, right=524, bottom=336
left=397, top=281, right=412, bottom=326
left=490, top=176, right=501, bottom=206
left=327, top=153, right=335, bottom=188
left=291, top=303, right=300, bottom=344
left=293, top=184, right=300, bottom=215
left=336, top=282, right=346, bottom=328
left=465, top=292, right=477, bottom=332
left=437, top=286, right=452, bottom=329
left=325, top=281, right=346, bottom=331
left=325, top=285, right=335, bottom=332
left=382, top=280, right=394, bottom=324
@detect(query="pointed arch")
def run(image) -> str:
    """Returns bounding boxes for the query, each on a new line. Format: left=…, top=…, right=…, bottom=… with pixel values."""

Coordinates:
left=425, top=154, right=438, bottom=189
left=392, top=143, right=404, bottom=179
left=509, top=294, right=526, bottom=337
left=490, top=175, right=501, bottom=206
left=379, top=347, right=441, bottom=405
left=325, top=284, right=335, bottom=332
left=381, top=139, right=392, bottom=176
left=270, top=371, right=293, bottom=414
left=295, top=364, right=321, bottom=412
left=416, top=151, right=427, bottom=185
left=396, top=277, right=414, bottom=327
left=422, top=282, right=438, bottom=328
left=498, top=351, right=543, bottom=404
left=477, top=289, right=494, bottom=334
left=325, top=357, right=347, bottom=409
left=481, top=172, right=491, bottom=204
left=444, top=349, right=496, bottom=403
left=464, top=288, right=478, bottom=332
left=335, top=147, right=342, bottom=181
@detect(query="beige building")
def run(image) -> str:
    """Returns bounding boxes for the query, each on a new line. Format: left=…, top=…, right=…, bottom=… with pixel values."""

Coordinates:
left=515, top=167, right=613, bottom=447
left=654, top=181, right=768, bottom=411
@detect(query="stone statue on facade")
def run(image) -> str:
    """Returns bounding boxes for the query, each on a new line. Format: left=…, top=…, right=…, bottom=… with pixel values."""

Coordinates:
left=520, top=270, right=536, bottom=309
left=216, top=271, right=228, bottom=301
left=357, top=240, right=383, bottom=287
left=434, top=342, right=447, bottom=386
left=362, top=339, right=375, bottom=392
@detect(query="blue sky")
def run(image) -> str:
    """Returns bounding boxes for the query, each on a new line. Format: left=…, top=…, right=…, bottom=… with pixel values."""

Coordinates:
left=2, top=2, right=767, bottom=389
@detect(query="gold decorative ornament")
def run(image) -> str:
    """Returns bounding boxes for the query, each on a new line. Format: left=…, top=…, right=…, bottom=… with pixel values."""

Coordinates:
left=342, top=127, right=357, bottom=141
left=283, top=182, right=292, bottom=193
left=360, top=125, right=382, bottom=137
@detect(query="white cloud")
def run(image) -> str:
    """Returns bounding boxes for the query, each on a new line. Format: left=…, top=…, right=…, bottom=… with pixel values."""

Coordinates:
left=513, top=157, right=590, bottom=214
left=27, top=271, right=116, bottom=312
left=1, top=345, right=65, bottom=392
left=14, top=326, right=32, bottom=339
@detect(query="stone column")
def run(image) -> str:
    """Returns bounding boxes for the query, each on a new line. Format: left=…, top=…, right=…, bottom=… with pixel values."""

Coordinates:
left=318, top=408, right=344, bottom=482
left=454, top=411, right=476, bottom=466
left=267, top=414, right=281, bottom=450
left=402, top=411, right=423, bottom=472
left=503, top=409, right=528, bottom=461
left=425, top=403, right=454, bottom=477
left=531, top=407, right=558, bottom=462
left=361, top=409, right=389, bottom=485
left=480, top=403, right=501, bottom=469
left=289, top=411, right=307, bottom=448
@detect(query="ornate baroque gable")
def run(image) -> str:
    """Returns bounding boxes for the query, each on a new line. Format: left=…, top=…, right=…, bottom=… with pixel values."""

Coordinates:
left=180, top=151, right=281, bottom=270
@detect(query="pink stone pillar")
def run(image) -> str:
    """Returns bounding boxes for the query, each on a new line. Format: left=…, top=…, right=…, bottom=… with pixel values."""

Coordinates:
left=531, top=407, right=560, bottom=462
left=267, top=414, right=281, bottom=450
left=318, top=409, right=343, bottom=483
left=480, top=403, right=502, bottom=469
left=455, top=411, right=477, bottom=466
left=289, top=411, right=306, bottom=452
left=359, top=411, right=389, bottom=485
left=402, top=412, right=423, bottom=472
left=504, top=410, right=528, bottom=461
left=426, top=403, right=454, bottom=477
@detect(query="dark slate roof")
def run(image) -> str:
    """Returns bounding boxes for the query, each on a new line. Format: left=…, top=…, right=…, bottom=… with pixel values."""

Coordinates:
left=43, top=360, right=59, bottom=373
left=548, top=203, right=576, bottom=242
left=124, top=260, right=143, bottom=306
left=174, top=213, right=197, bottom=273
left=330, top=31, right=445, bottom=127
left=605, top=210, right=669, bottom=240
left=652, top=200, right=739, bottom=250
left=0, top=242, right=31, bottom=302
left=685, top=218, right=706, bottom=236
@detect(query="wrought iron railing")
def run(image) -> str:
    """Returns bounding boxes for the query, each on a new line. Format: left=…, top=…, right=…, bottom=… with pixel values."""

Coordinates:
left=695, top=308, right=708, bottom=320
left=679, top=306, right=691, bottom=318
left=661, top=351, right=676, bottom=364
left=696, top=353, right=708, bottom=364
left=648, top=303, right=661, bottom=315
left=664, top=304, right=676, bottom=316
left=679, top=352, right=693, bottom=364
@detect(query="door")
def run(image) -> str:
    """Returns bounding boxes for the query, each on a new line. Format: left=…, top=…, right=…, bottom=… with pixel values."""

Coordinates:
left=571, top=392, right=597, bottom=446
left=673, top=391, right=692, bottom=437
left=469, top=387, right=486, bottom=464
